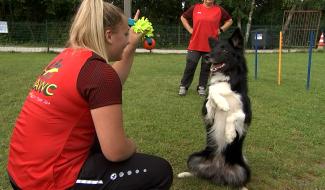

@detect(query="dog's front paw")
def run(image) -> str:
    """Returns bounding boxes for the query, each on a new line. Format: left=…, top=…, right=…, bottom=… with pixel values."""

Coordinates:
left=225, top=130, right=236, bottom=143
left=210, top=94, right=229, bottom=112
left=217, top=101, right=230, bottom=112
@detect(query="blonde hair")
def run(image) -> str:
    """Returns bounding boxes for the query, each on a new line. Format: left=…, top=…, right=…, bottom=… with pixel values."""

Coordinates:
left=67, top=0, right=124, bottom=62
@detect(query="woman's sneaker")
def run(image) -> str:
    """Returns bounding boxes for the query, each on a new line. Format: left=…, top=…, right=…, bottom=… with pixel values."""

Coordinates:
left=197, top=86, right=206, bottom=96
left=178, top=86, right=187, bottom=96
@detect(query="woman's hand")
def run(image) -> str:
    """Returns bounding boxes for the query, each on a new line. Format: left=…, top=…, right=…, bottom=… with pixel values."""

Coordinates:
left=129, top=9, right=143, bottom=48
left=188, top=28, right=193, bottom=34
left=112, top=9, right=145, bottom=84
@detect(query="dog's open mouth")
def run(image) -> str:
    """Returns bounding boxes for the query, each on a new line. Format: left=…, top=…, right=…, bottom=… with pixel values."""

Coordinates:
left=210, top=62, right=225, bottom=73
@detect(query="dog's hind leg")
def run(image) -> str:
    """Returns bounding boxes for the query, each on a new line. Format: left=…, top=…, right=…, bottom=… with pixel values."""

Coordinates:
left=177, top=172, right=194, bottom=178
left=233, top=110, right=246, bottom=137
left=225, top=114, right=237, bottom=143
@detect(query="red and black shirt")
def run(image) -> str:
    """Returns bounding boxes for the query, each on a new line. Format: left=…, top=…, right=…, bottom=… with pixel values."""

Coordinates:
left=8, top=48, right=121, bottom=189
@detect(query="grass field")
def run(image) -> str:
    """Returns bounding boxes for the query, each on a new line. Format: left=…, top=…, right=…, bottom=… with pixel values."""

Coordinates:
left=0, top=51, right=324, bottom=190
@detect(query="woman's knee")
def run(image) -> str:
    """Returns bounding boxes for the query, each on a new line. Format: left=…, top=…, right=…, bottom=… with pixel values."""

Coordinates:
left=158, top=157, right=173, bottom=176
left=150, top=156, right=173, bottom=189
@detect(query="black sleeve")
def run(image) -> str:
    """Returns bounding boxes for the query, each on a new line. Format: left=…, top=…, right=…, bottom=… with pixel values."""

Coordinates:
left=182, top=5, right=195, bottom=20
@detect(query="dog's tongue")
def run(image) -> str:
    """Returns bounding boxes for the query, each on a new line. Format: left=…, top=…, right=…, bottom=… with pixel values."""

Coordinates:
left=210, top=63, right=225, bottom=72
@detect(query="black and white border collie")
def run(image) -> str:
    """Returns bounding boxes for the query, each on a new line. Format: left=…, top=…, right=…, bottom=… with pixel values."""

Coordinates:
left=178, top=28, right=252, bottom=190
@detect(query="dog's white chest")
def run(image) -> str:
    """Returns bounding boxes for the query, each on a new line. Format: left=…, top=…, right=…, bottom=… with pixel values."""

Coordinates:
left=205, top=80, right=246, bottom=152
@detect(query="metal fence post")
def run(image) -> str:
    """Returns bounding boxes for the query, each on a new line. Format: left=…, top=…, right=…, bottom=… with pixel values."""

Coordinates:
left=46, top=20, right=49, bottom=53
left=178, top=24, right=180, bottom=46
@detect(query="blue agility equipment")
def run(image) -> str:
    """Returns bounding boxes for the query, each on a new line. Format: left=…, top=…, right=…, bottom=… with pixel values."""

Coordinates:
left=306, top=31, right=314, bottom=90
left=254, top=32, right=258, bottom=80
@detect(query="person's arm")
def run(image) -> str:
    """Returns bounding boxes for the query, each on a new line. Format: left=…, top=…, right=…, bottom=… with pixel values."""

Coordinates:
left=219, top=19, right=233, bottom=34
left=91, top=104, right=136, bottom=162
left=180, top=15, right=193, bottom=34
left=219, top=6, right=233, bottom=34
left=112, top=10, right=142, bottom=85
left=180, top=5, right=194, bottom=34
left=111, top=30, right=141, bottom=85
left=78, top=57, right=135, bottom=162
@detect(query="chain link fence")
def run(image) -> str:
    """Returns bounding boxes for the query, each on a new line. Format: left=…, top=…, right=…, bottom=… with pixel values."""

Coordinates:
left=0, top=21, right=324, bottom=51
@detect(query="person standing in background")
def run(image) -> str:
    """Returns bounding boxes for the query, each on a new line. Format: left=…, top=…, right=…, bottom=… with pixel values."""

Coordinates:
left=178, top=0, right=233, bottom=96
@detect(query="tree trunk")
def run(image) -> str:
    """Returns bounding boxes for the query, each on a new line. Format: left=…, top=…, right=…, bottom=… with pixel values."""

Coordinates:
left=245, top=0, right=255, bottom=46
left=282, top=4, right=297, bottom=36
left=282, top=4, right=298, bottom=46
left=237, top=16, right=242, bottom=29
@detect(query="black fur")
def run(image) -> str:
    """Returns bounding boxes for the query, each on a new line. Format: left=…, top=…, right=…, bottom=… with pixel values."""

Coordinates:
left=186, top=28, right=252, bottom=188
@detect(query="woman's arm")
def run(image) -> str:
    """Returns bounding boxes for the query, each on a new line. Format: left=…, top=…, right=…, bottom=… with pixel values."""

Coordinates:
left=219, top=19, right=233, bottom=34
left=111, top=29, right=141, bottom=85
left=180, top=15, right=193, bottom=34
left=112, top=10, right=141, bottom=85
left=91, top=104, right=136, bottom=162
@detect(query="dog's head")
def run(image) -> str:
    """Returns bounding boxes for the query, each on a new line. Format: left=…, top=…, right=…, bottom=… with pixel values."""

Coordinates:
left=205, top=28, right=246, bottom=77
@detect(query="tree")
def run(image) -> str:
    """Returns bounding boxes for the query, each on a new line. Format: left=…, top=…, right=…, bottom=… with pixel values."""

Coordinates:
left=221, top=0, right=261, bottom=45
left=0, top=0, right=80, bottom=22
left=245, top=0, right=256, bottom=45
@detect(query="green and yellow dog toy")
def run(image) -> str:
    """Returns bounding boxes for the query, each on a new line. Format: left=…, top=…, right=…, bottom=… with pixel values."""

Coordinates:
left=128, top=17, right=155, bottom=50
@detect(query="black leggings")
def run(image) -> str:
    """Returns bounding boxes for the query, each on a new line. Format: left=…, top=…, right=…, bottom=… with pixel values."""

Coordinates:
left=70, top=152, right=173, bottom=190
left=180, top=50, right=211, bottom=89
left=9, top=153, right=173, bottom=190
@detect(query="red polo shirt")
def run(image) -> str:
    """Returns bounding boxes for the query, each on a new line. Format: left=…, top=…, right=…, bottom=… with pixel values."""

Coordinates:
left=183, top=4, right=232, bottom=52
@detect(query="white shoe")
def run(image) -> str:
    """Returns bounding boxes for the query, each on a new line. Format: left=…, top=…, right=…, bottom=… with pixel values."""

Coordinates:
left=197, top=86, right=206, bottom=96
left=178, top=86, right=187, bottom=96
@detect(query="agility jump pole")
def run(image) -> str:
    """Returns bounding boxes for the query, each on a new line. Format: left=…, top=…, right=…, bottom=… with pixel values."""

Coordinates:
left=277, top=31, right=283, bottom=85
left=306, top=31, right=315, bottom=90
left=254, top=32, right=258, bottom=80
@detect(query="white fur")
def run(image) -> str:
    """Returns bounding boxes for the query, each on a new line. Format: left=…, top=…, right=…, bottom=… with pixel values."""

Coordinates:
left=177, top=72, right=249, bottom=189
left=205, top=73, right=246, bottom=152
left=177, top=171, right=248, bottom=190
left=177, top=172, right=194, bottom=178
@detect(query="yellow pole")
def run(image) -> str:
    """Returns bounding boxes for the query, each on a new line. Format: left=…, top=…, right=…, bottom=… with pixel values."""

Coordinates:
left=278, top=31, right=283, bottom=85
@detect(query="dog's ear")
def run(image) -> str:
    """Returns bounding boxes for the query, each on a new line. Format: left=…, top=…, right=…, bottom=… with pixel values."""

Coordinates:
left=208, top=37, right=218, bottom=49
left=229, top=28, right=244, bottom=50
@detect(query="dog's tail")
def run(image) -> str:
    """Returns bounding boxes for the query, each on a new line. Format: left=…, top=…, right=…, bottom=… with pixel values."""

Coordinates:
left=188, top=151, right=250, bottom=187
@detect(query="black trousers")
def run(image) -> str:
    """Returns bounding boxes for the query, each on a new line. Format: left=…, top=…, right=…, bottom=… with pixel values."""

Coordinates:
left=180, top=50, right=211, bottom=89
left=9, top=153, right=173, bottom=190
left=71, top=153, right=173, bottom=190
